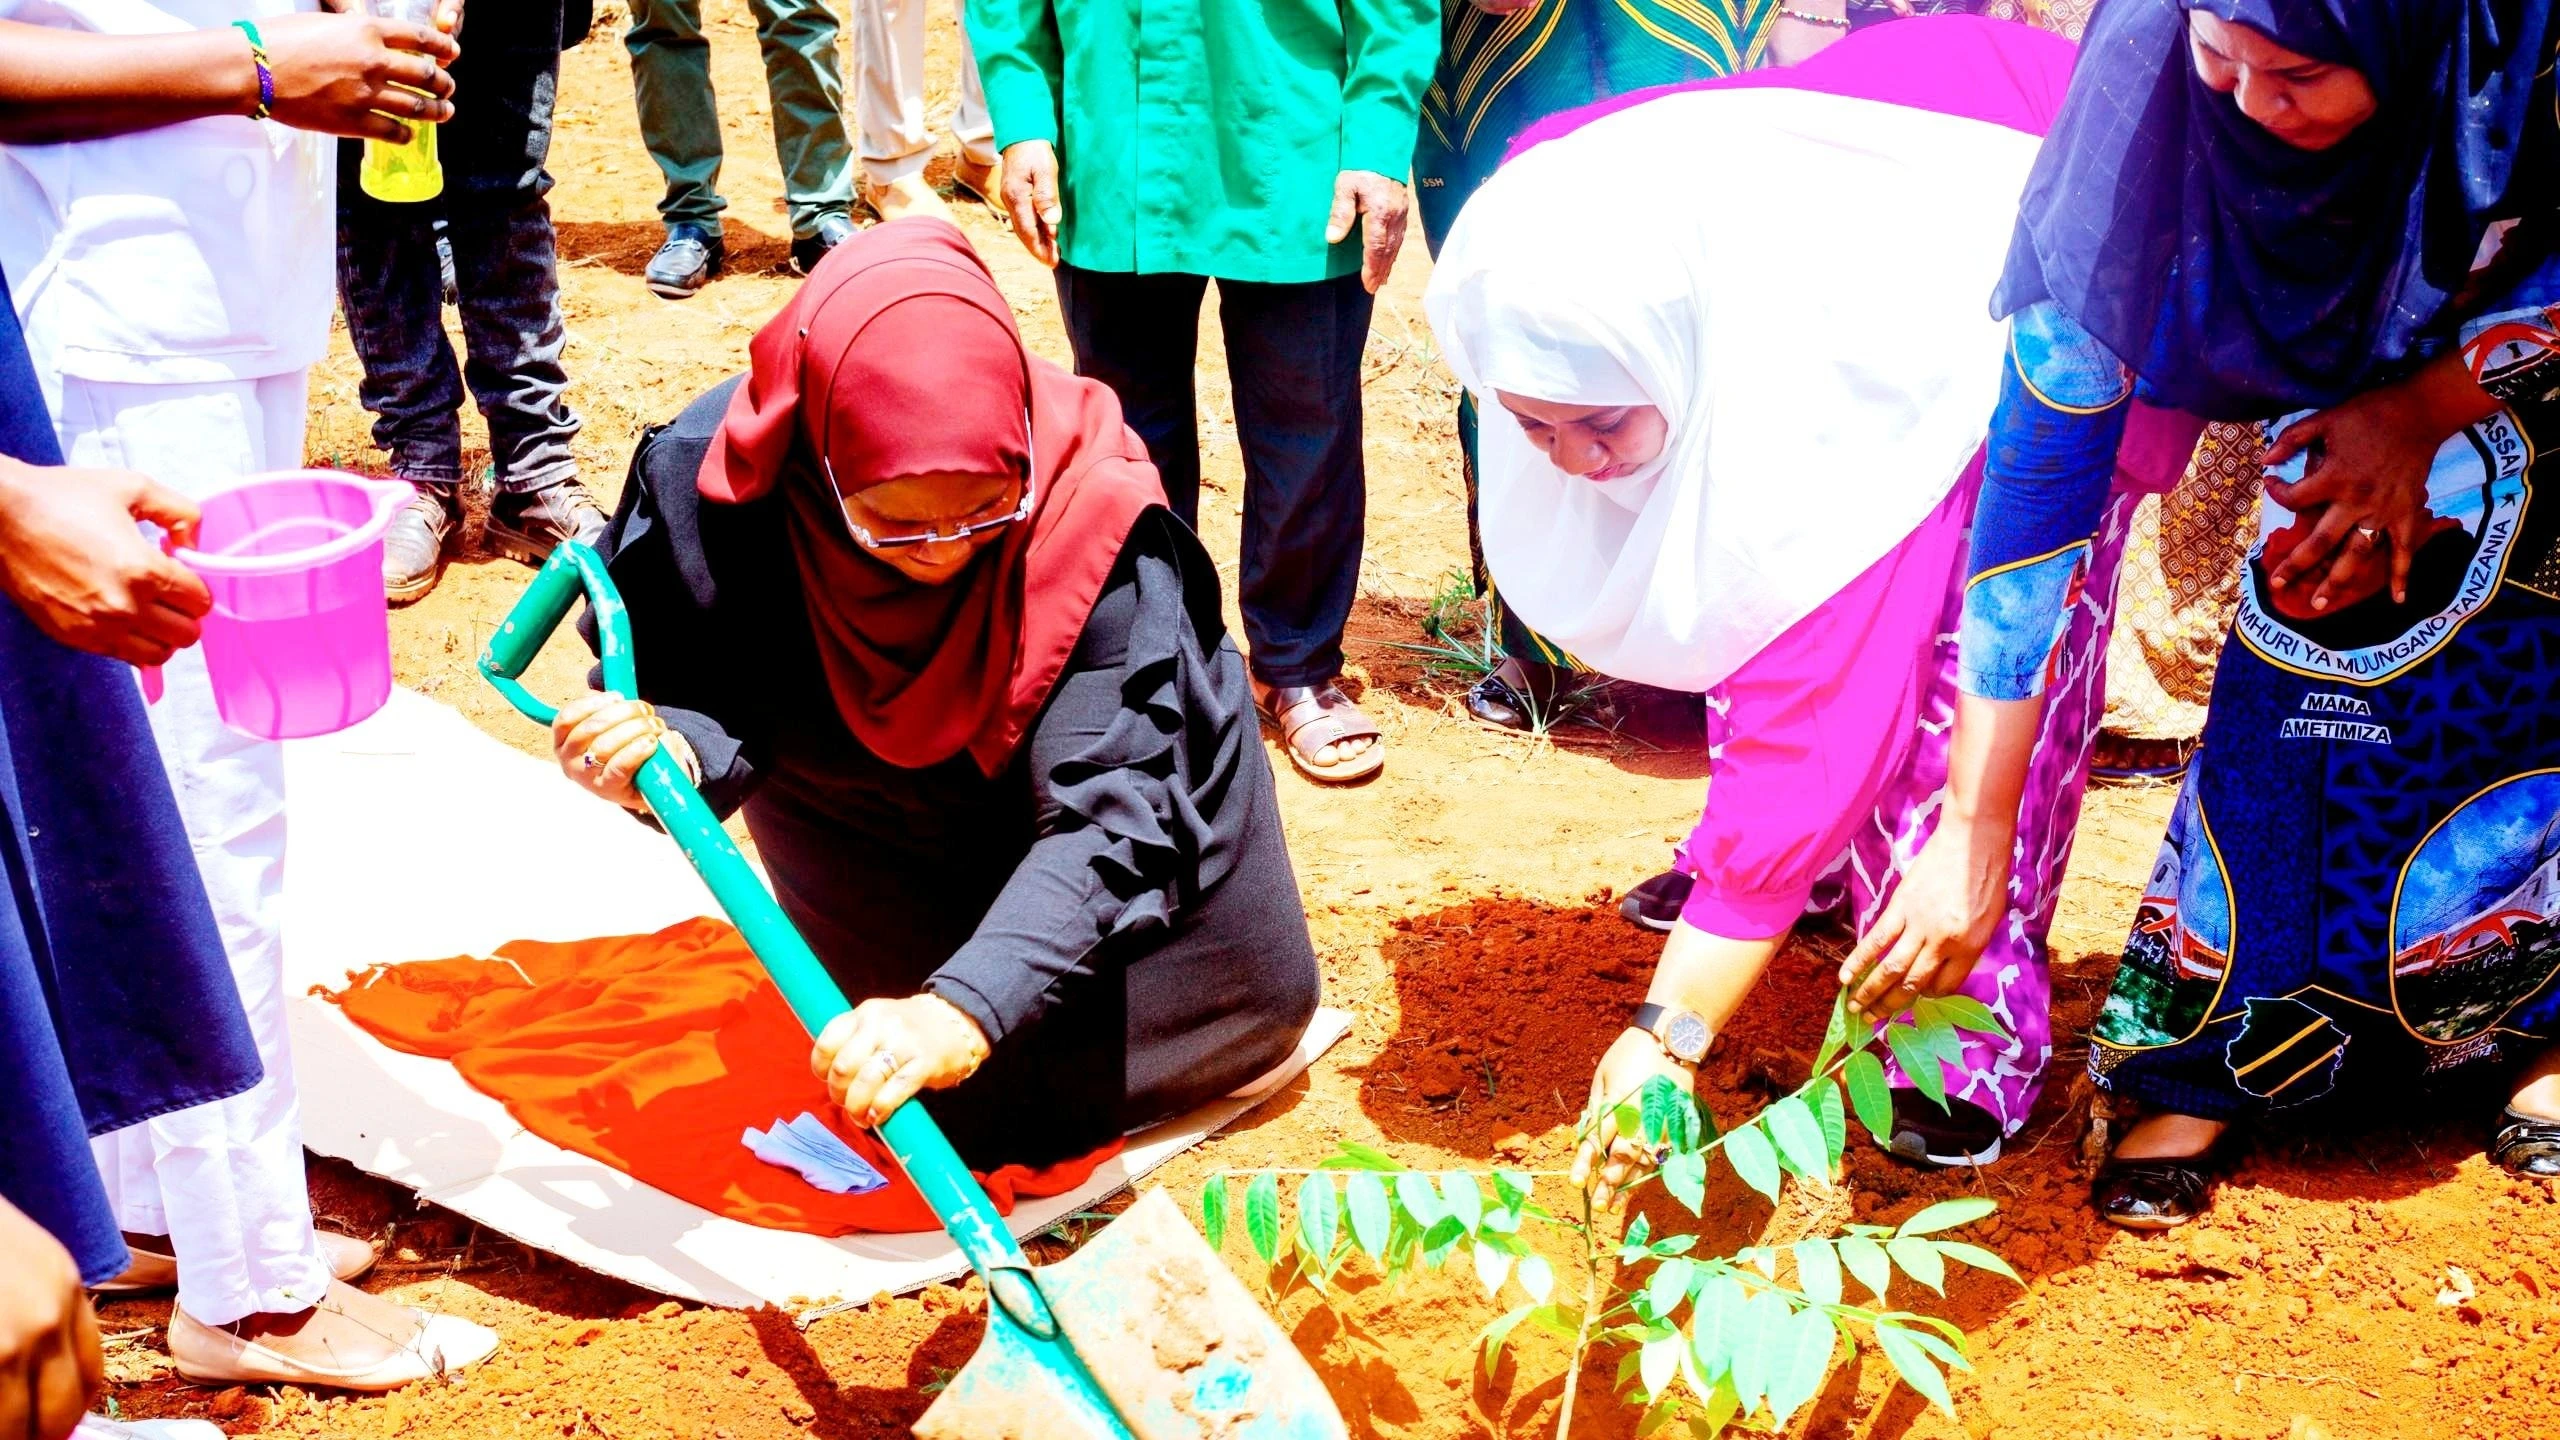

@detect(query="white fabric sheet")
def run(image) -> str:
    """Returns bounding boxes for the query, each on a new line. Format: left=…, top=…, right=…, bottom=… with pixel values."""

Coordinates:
left=282, top=690, right=1346, bottom=1308
left=1425, top=86, right=2041, bottom=694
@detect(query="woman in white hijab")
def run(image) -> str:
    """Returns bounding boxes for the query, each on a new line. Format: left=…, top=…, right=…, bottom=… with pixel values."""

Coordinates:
left=1426, top=17, right=2126, bottom=1191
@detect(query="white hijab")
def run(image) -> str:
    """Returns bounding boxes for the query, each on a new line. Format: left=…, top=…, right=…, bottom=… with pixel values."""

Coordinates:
left=1425, top=85, right=2043, bottom=693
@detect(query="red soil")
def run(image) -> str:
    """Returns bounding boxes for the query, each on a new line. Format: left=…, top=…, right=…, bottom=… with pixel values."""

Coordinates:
left=87, top=4, right=2560, bottom=1437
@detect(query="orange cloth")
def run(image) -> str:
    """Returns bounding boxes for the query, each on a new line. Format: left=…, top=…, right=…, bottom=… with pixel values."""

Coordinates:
left=327, top=917, right=1117, bottom=1235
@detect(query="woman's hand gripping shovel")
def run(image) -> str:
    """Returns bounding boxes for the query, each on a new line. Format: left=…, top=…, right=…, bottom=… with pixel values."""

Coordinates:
left=480, top=543, right=1346, bottom=1440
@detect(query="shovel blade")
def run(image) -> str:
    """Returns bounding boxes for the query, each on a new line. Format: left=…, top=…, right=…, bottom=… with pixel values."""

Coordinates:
left=1038, top=1189, right=1346, bottom=1440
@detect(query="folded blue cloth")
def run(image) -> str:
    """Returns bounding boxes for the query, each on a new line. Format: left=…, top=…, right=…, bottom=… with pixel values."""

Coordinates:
left=741, top=1112, right=889, bottom=1195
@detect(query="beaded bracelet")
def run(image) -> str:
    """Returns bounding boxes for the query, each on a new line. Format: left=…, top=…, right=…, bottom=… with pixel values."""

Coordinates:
left=231, top=19, right=274, bottom=121
left=1776, top=5, right=1850, bottom=26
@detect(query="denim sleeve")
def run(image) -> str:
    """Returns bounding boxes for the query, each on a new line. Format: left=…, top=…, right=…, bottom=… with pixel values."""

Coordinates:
left=1960, top=301, right=2132, bottom=700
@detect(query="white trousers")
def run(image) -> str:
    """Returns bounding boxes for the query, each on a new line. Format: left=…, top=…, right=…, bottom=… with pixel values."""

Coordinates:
left=854, top=0, right=994, bottom=183
left=57, top=372, right=330, bottom=1328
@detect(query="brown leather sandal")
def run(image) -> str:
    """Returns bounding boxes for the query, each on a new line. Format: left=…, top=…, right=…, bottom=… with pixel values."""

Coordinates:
left=1256, top=681, right=1385, bottom=784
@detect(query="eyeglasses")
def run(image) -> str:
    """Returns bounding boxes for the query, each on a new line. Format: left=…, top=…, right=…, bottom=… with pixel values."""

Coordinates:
left=821, top=413, right=1036, bottom=550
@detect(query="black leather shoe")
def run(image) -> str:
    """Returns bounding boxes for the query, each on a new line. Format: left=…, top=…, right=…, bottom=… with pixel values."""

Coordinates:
left=2492, top=1107, right=2560, bottom=1179
left=1883, top=1092, right=2005, bottom=1168
left=1619, top=870, right=1693, bottom=932
left=1465, top=671, right=1534, bottom=731
left=2090, top=1134, right=2230, bottom=1229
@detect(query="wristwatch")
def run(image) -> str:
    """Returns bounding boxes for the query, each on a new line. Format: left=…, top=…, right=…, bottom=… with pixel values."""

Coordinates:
left=1631, top=1003, right=1711, bottom=1066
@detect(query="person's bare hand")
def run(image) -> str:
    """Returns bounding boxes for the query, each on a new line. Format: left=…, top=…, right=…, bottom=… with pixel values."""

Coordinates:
left=811, top=995, right=992, bottom=1127
left=0, top=456, right=210, bottom=668
left=0, top=1196, right=103, bottom=1440
left=1325, top=170, right=1408, bottom=294
left=1839, top=815, right=2008, bottom=1021
left=1001, top=139, right=1063, bottom=268
left=317, top=0, right=465, bottom=31
left=257, top=10, right=459, bottom=143
left=1767, top=11, right=1850, bottom=65
left=1569, top=1028, right=1696, bottom=1210
left=549, top=693, right=669, bottom=810
left=2261, top=390, right=2441, bottom=612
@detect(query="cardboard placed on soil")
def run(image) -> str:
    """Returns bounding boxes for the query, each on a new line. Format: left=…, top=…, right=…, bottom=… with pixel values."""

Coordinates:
left=281, top=689, right=1348, bottom=1308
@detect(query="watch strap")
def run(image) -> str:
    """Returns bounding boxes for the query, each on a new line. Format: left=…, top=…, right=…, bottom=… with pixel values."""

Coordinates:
left=1631, top=1002, right=1669, bottom=1037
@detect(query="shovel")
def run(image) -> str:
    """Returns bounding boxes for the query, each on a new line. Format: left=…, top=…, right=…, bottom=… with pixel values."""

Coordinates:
left=480, top=542, right=1347, bottom=1440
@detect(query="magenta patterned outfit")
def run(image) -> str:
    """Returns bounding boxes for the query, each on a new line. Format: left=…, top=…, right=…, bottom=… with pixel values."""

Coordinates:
left=1678, top=472, right=2141, bottom=1137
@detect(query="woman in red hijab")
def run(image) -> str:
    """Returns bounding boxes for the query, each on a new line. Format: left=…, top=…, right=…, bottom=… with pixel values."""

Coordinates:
left=545, top=219, right=1319, bottom=1167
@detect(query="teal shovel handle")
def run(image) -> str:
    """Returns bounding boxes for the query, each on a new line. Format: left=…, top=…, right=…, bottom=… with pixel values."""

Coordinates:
left=477, top=544, right=1062, bottom=1338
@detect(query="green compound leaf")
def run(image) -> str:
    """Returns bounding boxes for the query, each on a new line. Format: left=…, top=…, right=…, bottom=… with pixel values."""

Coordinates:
left=1479, top=1304, right=1533, bottom=1379
left=1638, top=1072, right=1702, bottom=1152
left=1729, top=1288, right=1791, bottom=1416
left=1644, top=1257, right=1697, bottom=1323
left=1321, top=1140, right=1403, bottom=1172
left=1764, top=1305, right=1838, bottom=1429
left=1764, top=1095, right=1831, bottom=1186
left=1896, top=1196, right=1997, bottom=1237
left=1442, top=1172, right=1484, bottom=1234
left=1874, top=1322, right=1957, bottom=1418
left=1200, top=1174, right=1228, bottom=1252
left=1395, top=1170, right=1445, bottom=1230
left=1688, top=1376, right=1742, bottom=1440
left=1296, top=1173, right=1338, bottom=1277
left=1886, top=1237, right=1947, bottom=1295
left=1421, top=1215, right=1468, bottom=1267
left=1687, top=1273, right=1748, bottom=1386
left=1814, top=1076, right=1848, bottom=1169
left=1899, top=1323, right=1973, bottom=1373
left=1639, top=1333, right=1682, bottom=1403
left=1473, top=1234, right=1513, bottom=1298
left=1517, top=1252, right=1555, bottom=1305
left=1618, top=1213, right=1653, bottom=1263
left=1914, top=993, right=2007, bottom=1040
left=1812, top=988, right=1854, bottom=1077
left=1843, top=1049, right=1895, bottom=1140
left=1244, top=1171, right=1281, bottom=1266
left=1839, top=1234, right=1892, bottom=1303
left=1936, top=1240, right=2022, bottom=1284
left=1722, top=1122, right=1784, bottom=1202
left=1660, top=1150, right=1709, bottom=1216
left=1343, top=1171, right=1392, bottom=1262
left=1492, top=1168, right=1534, bottom=1213
left=1792, top=1238, right=1841, bottom=1308
left=1883, top=1022, right=1948, bottom=1111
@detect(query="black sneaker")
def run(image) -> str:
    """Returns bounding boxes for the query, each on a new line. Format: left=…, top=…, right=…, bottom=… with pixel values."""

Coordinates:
left=485, top=477, right=609, bottom=568
left=1881, top=1091, right=2005, bottom=1168
left=1620, top=870, right=1693, bottom=932
left=789, top=212, right=858, bottom=277
left=646, top=221, right=723, bottom=300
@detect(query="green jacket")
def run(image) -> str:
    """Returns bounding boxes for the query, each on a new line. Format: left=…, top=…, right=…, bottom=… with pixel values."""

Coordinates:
left=967, top=0, right=1438, bottom=283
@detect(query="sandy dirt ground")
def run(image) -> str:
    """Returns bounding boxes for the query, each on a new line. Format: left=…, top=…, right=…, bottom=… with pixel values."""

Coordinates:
left=88, top=7, right=2560, bottom=1438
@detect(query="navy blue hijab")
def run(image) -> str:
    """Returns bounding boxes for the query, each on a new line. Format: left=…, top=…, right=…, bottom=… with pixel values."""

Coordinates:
left=1993, top=0, right=2555, bottom=420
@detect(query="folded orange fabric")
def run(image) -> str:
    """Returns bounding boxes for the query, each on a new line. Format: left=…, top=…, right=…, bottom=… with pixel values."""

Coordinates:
left=326, top=916, right=1117, bottom=1235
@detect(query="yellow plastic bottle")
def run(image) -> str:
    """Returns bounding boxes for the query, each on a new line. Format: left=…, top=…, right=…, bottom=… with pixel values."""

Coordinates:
left=359, top=111, right=443, bottom=203
left=357, top=0, right=446, bottom=203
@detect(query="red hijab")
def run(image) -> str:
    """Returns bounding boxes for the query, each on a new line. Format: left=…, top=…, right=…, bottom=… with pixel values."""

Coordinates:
left=698, top=219, right=1164, bottom=774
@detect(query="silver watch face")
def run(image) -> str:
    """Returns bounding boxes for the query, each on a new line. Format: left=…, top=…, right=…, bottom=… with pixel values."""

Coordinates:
left=1664, top=1011, right=1711, bottom=1064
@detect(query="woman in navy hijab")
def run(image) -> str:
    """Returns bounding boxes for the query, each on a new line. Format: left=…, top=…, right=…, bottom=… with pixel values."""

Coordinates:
left=1823, top=0, right=2560, bottom=1221
left=0, top=255, right=262, bottom=1433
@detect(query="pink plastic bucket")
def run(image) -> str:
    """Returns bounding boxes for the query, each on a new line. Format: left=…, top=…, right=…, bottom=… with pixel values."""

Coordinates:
left=170, top=471, right=413, bottom=739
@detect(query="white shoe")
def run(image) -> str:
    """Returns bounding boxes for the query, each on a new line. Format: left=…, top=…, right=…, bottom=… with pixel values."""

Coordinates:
left=168, top=1280, right=497, bottom=1392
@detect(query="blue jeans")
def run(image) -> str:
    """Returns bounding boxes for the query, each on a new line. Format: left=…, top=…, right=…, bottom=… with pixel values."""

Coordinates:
left=1055, top=267, right=1372, bottom=689
left=334, top=0, right=579, bottom=492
